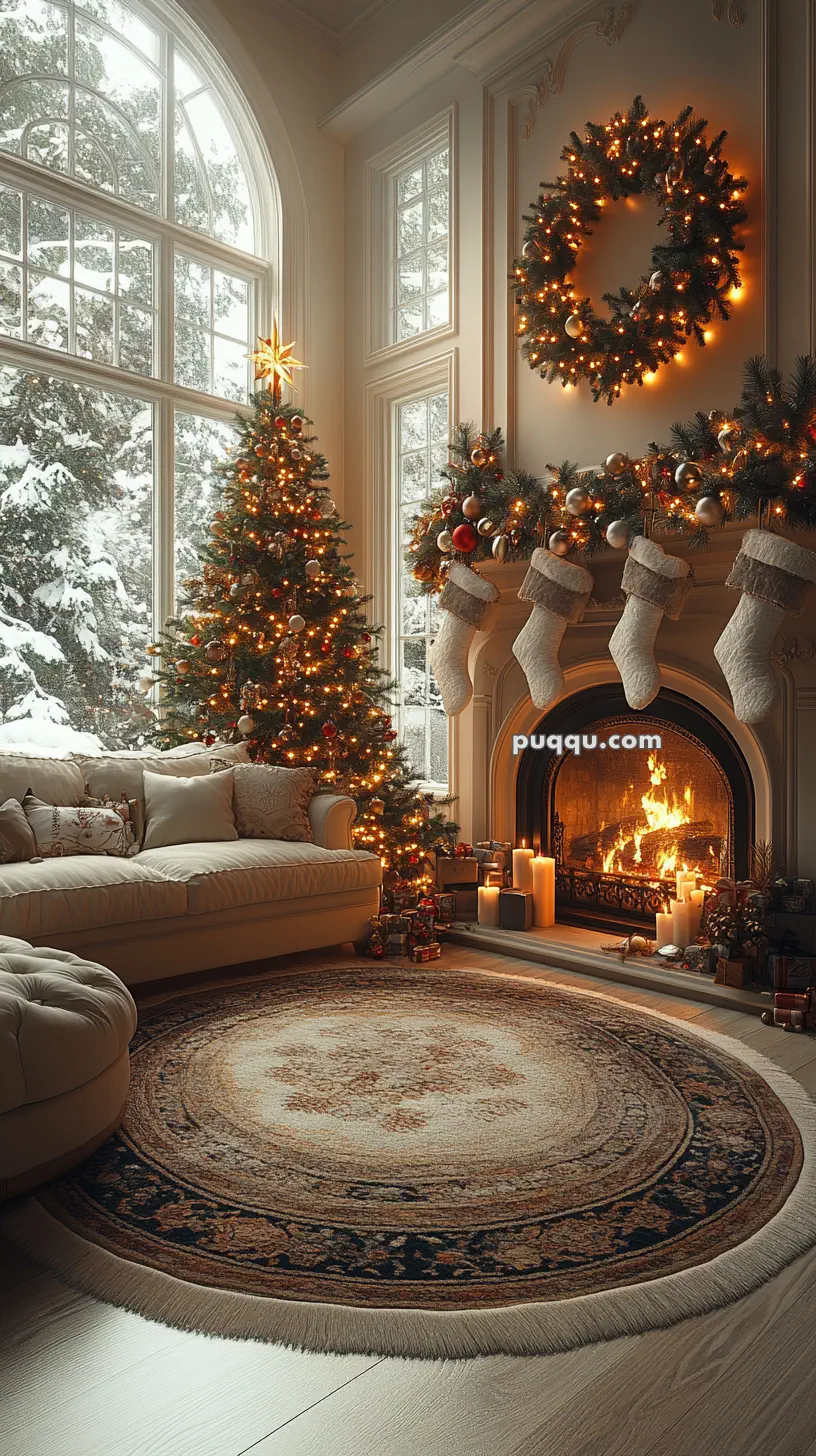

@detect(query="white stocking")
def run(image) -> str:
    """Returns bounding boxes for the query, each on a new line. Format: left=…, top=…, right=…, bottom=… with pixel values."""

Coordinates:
left=512, top=549, right=593, bottom=711
left=610, top=536, right=692, bottom=710
left=714, top=529, right=816, bottom=723
left=429, top=562, right=499, bottom=717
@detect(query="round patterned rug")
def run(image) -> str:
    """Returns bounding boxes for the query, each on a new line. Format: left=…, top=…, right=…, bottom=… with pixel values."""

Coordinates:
left=5, top=964, right=816, bottom=1358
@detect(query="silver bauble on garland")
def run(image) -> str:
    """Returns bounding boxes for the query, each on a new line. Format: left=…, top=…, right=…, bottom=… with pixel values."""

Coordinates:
left=492, top=534, right=509, bottom=562
left=477, top=517, right=495, bottom=536
left=436, top=530, right=453, bottom=552
left=694, top=495, right=725, bottom=526
left=462, top=494, right=482, bottom=519
left=237, top=714, right=255, bottom=736
left=565, top=485, right=590, bottom=516
left=605, top=519, right=630, bottom=549
left=548, top=530, right=571, bottom=556
left=564, top=314, right=583, bottom=338
left=674, top=461, right=702, bottom=488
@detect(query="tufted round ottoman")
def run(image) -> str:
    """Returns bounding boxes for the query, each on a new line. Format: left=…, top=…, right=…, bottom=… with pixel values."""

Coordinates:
left=0, top=936, right=137, bottom=1200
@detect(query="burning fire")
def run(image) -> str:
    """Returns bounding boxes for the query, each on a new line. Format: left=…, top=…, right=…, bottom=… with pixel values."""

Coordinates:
left=600, top=754, right=715, bottom=881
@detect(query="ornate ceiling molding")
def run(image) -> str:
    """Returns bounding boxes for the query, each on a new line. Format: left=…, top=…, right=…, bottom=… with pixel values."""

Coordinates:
left=522, top=3, right=641, bottom=141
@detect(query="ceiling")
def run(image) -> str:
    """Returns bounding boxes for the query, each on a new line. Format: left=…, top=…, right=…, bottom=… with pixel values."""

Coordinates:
left=268, top=0, right=394, bottom=45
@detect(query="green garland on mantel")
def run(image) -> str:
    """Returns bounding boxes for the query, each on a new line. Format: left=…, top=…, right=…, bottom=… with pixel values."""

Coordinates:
left=407, top=356, right=816, bottom=589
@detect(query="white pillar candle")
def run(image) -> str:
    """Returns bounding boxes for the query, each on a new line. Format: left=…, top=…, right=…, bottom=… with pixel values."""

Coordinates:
left=478, top=885, right=500, bottom=926
left=532, top=855, right=556, bottom=928
left=671, top=898, right=692, bottom=948
left=675, top=871, right=696, bottom=902
left=512, top=843, right=535, bottom=894
left=688, top=888, right=705, bottom=938
left=655, top=912, right=675, bottom=949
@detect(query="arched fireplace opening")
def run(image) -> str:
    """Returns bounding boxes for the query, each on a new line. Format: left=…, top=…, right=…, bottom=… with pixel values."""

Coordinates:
left=515, top=686, right=755, bottom=933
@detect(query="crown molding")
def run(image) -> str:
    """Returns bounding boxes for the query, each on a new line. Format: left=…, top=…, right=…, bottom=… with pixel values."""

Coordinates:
left=318, top=0, right=588, bottom=142
left=263, top=0, right=395, bottom=53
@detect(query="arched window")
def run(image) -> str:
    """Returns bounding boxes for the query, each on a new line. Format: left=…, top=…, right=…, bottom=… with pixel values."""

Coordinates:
left=0, top=0, right=278, bottom=750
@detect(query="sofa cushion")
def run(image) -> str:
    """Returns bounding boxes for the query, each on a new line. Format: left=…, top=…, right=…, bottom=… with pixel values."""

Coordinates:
left=211, top=761, right=316, bottom=842
left=79, top=742, right=249, bottom=810
left=0, top=798, right=38, bottom=863
left=0, top=856, right=187, bottom=941
left=23, top=795, right=136, bottom=858
left=0, top=754, right=85, bottom=808
left=143, top=768, right=238, bottom=850
left=0, top=942, right=136, bottom=1114
left=138, top=839, right=382, bottom=914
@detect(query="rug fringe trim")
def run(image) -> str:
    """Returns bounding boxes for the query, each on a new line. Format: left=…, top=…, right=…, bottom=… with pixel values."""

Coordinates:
left=3, top=981, right=816, bottom=1360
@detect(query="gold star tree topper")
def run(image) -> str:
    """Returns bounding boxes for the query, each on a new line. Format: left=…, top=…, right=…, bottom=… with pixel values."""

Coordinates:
left=248, top=321, right=305, bottom=405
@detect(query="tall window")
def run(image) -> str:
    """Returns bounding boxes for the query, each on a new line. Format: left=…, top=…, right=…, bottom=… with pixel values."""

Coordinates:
left=0, top=0, right=275, bottom=749
left=391, top=143, right=450, bottom=344
left=396, top=389, right=449, bottom=788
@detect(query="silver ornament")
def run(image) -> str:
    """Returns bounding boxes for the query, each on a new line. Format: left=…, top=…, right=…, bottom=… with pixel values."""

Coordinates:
left=492, top=534, right=509, bottom=562
left=605, top=519, right=630, bottom=549
left=237, top=714, right=255, bottom=736
left=477, top=517, right=495, bottom=536
left=436, top=529, right=453, bottom=552
left=674, top=461, right=702, bottom=489
left=548, top=530, right=571, bottom=557
left=604, top=452, right=628, bottom=477
left=667, top=159, right=683, bottom=183
left=694, top=496, right=725, bottom=526
left=288, top=614, right=306, bottom=633
left=522, top=239, right=536, bottom=259
left=462, top=494, right=482, bottom=520
left=649, top=270, right=664, bottom=292
left=564, top=313, right=583, bottom=339
left=565, top=486, right=590, bottom=517
left=717, top=425, right=737, bottom=452
left=305, top=560, right=321, bottom=578
left=321, top=496, right=337, bottom=516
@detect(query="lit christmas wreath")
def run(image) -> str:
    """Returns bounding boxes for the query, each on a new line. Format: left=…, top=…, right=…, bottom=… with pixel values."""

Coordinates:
left=512, top=96, right=748, bottom=405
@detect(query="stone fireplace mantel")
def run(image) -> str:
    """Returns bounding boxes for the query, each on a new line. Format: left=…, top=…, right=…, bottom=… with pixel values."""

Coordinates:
left=451, top=525, right=816, bottom=882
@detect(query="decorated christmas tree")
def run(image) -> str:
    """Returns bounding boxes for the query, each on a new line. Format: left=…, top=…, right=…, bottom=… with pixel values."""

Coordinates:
left=152, top=326, right=457, bottom=886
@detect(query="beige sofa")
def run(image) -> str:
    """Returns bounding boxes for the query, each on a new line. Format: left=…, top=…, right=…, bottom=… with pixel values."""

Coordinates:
left=0, top=747, right=382, bottom=987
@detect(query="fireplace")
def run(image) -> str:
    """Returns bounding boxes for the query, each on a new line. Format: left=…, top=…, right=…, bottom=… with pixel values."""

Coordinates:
left=515, top=686, right=755, bottom=932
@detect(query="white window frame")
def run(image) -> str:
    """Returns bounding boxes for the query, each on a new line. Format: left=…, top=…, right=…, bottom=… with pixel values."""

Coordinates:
left=364, top=106, right=456, bottom=364
left=363, top=350, right=456, bottom=793
left=0, top=0, right=280, bottom=645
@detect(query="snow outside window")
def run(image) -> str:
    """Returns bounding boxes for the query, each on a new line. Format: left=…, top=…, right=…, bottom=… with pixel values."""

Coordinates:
left=392, top=145, right=450, bottom=344
left=0, top=0, right=274, bottom=753
left=396, top=389, right=449, bottom=788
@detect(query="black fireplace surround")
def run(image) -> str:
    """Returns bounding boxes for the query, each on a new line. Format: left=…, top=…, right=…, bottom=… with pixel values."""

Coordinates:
left=514, top=685, right=755, bottom=933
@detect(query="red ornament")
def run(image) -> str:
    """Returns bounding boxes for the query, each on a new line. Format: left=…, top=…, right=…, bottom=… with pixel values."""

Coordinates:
left=290, top=415, right=304, bottom=434
left=189, top=634, right=200, bottom=646
left=384, top=730, right=398, bottom=741
left=271, top=587, right=283, bottom=598
left=203, top=733, right=215, bottom=746
left=808, top=422, right=816, bottom=445
left=274, top=415, right=286, bottom=430
left=451, top=523, right=478, bottom=552
left=322, top=721, right=338, bottom=738
left=440, top=496, right=456, bottom=517
left=362, top=633, right=371, bottom=643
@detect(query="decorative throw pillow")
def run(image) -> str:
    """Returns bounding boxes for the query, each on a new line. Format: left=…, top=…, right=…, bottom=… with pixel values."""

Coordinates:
left=0, top=797, right=38, bottom=863
left=142, top=767, right=238, bottom=850
left=22, top=795, right=136, bottom=858
left=210, top=762, right=315, bottom=841
left=83, top=790, right=145, bottom=849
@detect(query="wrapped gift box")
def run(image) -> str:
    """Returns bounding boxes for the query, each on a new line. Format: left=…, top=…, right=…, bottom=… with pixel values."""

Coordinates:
left=499, top=889, right=533, bottom=931
left=769, top=955, right=816, bottom=990
left=436, top=855, right=478, bottom=888
left=714, top=957, right=751, bottom=988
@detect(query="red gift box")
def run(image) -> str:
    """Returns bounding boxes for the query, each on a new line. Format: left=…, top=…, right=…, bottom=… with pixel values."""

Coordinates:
left=770, top=956, right=816, bottom=991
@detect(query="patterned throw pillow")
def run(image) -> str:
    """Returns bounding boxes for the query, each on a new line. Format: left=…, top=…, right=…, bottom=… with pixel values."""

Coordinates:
left=22, top=795, right=136, bottom=858
left=210, top=762, right=315, bottom=841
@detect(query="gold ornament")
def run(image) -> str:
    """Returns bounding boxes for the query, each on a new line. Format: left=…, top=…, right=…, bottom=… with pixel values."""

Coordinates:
left=462, top=494, right=482, bottom=519
left=674, top=461, right=702, bottom=489
left=470, top=446, right=488, bottom=468
left=492, top=534, right=509, bottom=562
left=564, top=313, right=583, bottom=338
left=248, top=319, right=306, bottom=405
left=477, top=517, right=495, bottom=536
left=604, top=452, right=627, bottom=477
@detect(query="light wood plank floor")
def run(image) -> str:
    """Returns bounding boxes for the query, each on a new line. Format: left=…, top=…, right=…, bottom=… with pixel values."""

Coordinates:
left=3, top=945, right=816, bottom=1456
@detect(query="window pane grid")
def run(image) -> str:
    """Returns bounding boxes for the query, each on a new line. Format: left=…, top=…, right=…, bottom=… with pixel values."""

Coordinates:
left=0, top=180, right=156, bottom=372
left=392, top=147, right=449, bottom=344
left=396, top=389, right=449, bottom=786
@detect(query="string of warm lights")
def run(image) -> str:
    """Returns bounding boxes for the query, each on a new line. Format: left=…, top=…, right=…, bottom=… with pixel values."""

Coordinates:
left=512, top=95, right=747, bottom=404
left=408, top=356, right=816, bottom=581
